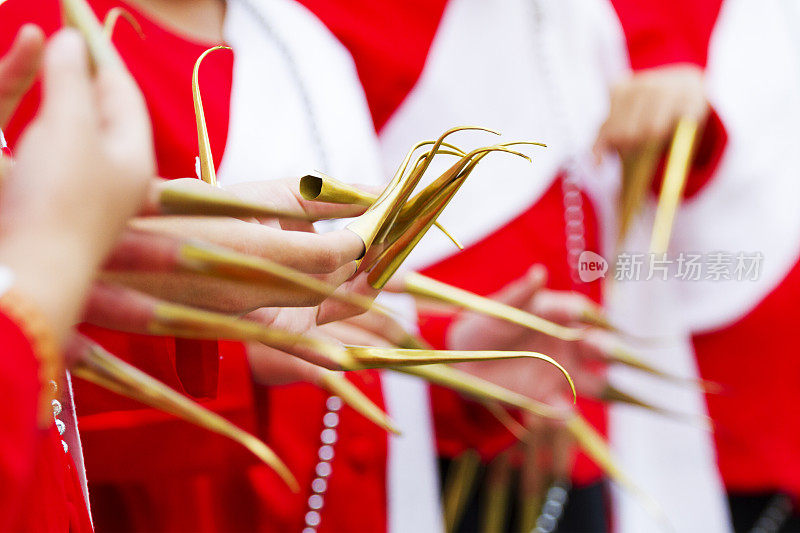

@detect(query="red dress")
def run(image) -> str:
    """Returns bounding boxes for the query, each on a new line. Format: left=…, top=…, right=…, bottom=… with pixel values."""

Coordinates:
left=0, top=306, right=92, bottom=532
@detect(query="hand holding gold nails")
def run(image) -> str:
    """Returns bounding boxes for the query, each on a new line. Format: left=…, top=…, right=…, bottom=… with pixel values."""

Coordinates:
left=299, top=127, right=546, bottom=288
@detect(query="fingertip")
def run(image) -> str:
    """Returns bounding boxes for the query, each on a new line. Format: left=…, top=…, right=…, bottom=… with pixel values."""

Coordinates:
left=43, top=28, right=88, bottom=78
left=527, top=263, right=548, bottom=287
left=40, top=29, right=92, bottom=119
left=17, top=23, right=45, bottom=44
left=46, top=28, right=85, bottom=58
left=11, top=25, right=46, bottom=58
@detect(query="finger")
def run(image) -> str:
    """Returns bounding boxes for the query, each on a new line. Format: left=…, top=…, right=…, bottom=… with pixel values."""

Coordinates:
left=316, top=273, right=379, bottom=324
left=0, top=24, right=45, bottom=127
left=139, top=176, right=172, bottom=216
left=489, top=264, right=548, bottom=309
left=614, top=91, right=650, bottom=155
left=247, top=341, right=323, bottom=386
left=228, top=177, right=368, bottom=223
left=552, top=424, right=575, bottom=479
left=130, top=217, right=363, bottom=274
left=274, top=229, right=364, bottom=273
left=39, top=29, right=95, bottom=128
left=103, top=229, right=181, bottom=272
left=94, top=54, right=154, bottom=171
left=592, top=81, right=628, bottom=160
left=332, top=309, right=413, bottom=347
left=319, top=321, right=394, bottom=348
left=528, top=290, right=595, bottom=325
left=83, top=281, right=156, bottom=332
left=592, top=120, right=611, bottom=163
left=643, top=93, right=680, bottom=145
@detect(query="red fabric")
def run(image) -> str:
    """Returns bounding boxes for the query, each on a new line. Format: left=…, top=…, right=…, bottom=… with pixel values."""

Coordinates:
left=251, top=370, right=389, bottom=533
left=0, top=310, right=92, bottom=532
left=298, top=0, right=448, bottom=132
left=693, top=256, right=800, bottom=498
left=611, top=0, right=723, bottom=70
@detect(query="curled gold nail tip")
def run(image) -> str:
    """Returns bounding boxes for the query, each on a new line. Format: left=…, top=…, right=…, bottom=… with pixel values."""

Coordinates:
left=61, top=0, right=126, bottom=69
left=346, top=346, right=575, bottom=402
left=102, top=7, right=143, bottom=40
left=367, top=144, right=534, bottom=285
left=402, top=272, right=583, bottom=342
left=649, top=117, right=700, bottom=255
left=499, top=141, right=548, bottom=149
left=159, top=187, right=315, bottom=220
left=192, top=46, right=231, bottom=187
left=71, top=338, right=299, bottom=491
left=318, top=371, right=400, bottom=435
left=347, top=127, right=502, bottom=259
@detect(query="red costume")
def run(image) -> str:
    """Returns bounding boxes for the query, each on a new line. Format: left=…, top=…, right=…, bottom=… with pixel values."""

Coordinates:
left=0, top=293, right=92, bottom=532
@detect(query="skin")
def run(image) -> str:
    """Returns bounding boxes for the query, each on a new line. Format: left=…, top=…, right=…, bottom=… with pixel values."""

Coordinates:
left=593, top=64, right=710, bottom=159
left=0, top=24, right=44, bottom=128
left=116, top=177, right=374, bottom=314
left=0, top=29, right=153, bottom=346
left=124, top=0, right=226, bottom=42
left=446, top=265, right=611, bottom=402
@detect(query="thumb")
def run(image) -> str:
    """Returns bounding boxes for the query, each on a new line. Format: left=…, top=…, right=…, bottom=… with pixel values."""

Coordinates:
left=592, top=121, right=611, bottom=164
left=94, top=61, right=154, bottom=170
left=39, top=29, right=95, bottom=129
left=489, top=264, right=548, bottom=309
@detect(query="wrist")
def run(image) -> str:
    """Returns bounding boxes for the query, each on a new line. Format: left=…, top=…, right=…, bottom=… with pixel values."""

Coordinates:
left=0, top=228, right=100, bottom=342
left=0, top=268, right=62, bottom=426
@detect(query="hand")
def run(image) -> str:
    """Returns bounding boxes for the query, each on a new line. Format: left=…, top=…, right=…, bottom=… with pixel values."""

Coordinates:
left=0, top=29, right=154, bottom=344
left=446, top=266, right=605, bottom=404
left=122, top=177, right=375, bottom=313
left=593, top=64, right=709, bottom=159
left=0, top=24, right=44, bottom=128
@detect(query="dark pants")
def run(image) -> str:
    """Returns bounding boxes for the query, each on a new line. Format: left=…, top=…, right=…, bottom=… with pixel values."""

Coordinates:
left=439, top=458, right=608, bottom=533
left=728, top=492, right=800, bottom=533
